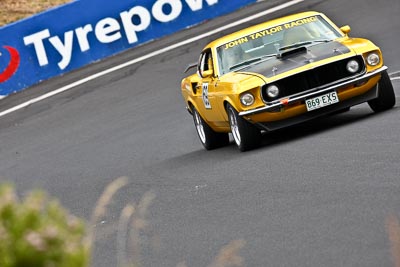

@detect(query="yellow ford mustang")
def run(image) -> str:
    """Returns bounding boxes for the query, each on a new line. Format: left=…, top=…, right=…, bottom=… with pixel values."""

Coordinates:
left=181, top=11, right=396, bottom=151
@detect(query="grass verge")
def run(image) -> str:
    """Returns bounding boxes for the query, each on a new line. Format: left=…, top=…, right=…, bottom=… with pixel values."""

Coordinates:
left=0, top=0, right=72, bottom=26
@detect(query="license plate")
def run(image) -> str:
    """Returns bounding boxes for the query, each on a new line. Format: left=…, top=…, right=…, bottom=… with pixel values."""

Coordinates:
left=306, top=91, right=339, bottom=111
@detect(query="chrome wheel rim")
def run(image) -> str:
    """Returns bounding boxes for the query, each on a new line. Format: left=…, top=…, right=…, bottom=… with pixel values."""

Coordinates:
left=229, top=109, right=241, bottom=146
left=194, top=110, right=206, bottom=144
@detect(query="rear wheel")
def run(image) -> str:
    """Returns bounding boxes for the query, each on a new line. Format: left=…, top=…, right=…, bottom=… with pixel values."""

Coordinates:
left=192, top=107, right=229, bottom=150
left=368, top=70, right=396, bottom=112
left=227, top=104, right=261, bottom=152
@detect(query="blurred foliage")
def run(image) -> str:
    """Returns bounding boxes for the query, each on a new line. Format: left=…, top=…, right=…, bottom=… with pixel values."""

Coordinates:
left=0, top=178, right=246, bottom=267
left=0, top=184, right=88, bottom=267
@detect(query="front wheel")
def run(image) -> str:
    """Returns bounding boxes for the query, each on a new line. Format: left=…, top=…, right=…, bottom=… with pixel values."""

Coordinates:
left=227, top=104, right=261, bottom=152
left=368, top=70, right=396, bottom=112
left=192, top=107, right=229, bottom=150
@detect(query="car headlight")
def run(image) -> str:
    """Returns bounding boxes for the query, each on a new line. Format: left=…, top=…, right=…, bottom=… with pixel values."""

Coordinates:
left=240, top=93, right=255, bottom=106
left=366, top=53, right=380, bottom=66
left=266, top=85, right=280, bottom=98
left=346, top=60, right=360, bottom=73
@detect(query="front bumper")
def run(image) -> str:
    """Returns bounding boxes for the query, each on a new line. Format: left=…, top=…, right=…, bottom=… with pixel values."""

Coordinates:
left=239, top=66, right=387, bottom=131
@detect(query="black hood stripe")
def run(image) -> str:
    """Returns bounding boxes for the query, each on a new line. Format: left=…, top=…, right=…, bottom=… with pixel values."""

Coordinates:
left=237, top=41, right=351, bottom=79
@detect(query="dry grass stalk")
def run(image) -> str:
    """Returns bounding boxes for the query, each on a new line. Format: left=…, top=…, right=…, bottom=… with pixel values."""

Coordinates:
left=386, top=215, right=400, bottom=267
left=85, top=176, right=129, bottom=250
left=176, top=262, right=188, bottom=267
left=128, top=191, right=156, bottom=266
left=207, top=239, right=246, bottom=267
left=84, top=176, right=156, bottom=267
left=117, top=204, right=136, bottom=267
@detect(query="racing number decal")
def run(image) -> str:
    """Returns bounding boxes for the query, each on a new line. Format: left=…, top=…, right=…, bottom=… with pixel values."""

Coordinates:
left=202, top=83, right=212, bottom=109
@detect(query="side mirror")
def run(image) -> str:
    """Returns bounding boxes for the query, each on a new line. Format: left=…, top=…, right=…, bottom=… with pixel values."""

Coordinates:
left=340, top=25, right=351, bottom=35
left=200, top=69, right=213, bottom=78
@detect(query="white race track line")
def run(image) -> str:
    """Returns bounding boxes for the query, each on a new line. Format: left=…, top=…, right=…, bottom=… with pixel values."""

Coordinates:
left=390, top=70, right=400, bottom=81
left=0, top=0, right=304, bottom=118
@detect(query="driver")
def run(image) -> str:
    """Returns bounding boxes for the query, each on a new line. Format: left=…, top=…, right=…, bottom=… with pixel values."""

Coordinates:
left=222, top=45, right=244, bottom=74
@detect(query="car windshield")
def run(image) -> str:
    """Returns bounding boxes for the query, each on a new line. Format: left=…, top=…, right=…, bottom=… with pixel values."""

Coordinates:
left=216, top=15, right=342, bottom=75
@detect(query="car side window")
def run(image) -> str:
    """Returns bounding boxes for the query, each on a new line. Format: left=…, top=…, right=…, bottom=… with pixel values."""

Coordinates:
left=198, top=50, right=213, bottom=77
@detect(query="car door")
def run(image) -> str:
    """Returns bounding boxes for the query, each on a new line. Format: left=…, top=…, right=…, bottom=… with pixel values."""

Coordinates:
left=196, top=49, right=225, bottom=123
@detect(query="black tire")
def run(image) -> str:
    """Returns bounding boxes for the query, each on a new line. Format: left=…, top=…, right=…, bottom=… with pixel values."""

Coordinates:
left=192, top=107, right=229, bottom=150
left=368, top=70, right=396, bottom=112
left=227, top=104, right=261, bottom=152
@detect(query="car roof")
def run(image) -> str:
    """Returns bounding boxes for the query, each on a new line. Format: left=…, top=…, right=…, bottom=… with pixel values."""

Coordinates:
left=204, top=11, right=324, bottom=50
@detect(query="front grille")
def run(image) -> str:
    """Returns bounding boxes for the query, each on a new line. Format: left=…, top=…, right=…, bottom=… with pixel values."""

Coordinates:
left=262, top=56, right=365, bottom=102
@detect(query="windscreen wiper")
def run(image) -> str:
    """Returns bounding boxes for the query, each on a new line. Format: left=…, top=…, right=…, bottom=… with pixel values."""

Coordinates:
left=229, top=54, right=277, bottom=71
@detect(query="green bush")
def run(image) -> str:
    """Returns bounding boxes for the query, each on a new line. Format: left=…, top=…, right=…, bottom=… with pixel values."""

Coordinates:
left=0, top=178, right=246, bottom=267
left=0, top=184, right=88, bottom=267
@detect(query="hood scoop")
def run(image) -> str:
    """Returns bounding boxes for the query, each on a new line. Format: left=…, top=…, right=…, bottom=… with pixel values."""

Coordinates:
left=277, top=46, right=307, bottom=59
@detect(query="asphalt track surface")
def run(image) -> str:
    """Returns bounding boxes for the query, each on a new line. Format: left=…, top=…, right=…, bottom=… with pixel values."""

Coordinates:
left=1, top=0, right=400, bottom=266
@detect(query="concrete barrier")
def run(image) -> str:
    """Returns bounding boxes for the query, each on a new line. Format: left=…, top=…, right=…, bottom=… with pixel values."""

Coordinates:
left=0, top=0, right=257, bottom=98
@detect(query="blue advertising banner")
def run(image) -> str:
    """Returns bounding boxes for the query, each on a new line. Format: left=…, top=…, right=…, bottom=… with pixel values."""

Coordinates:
left=0, top=0, right=257, bottom=97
